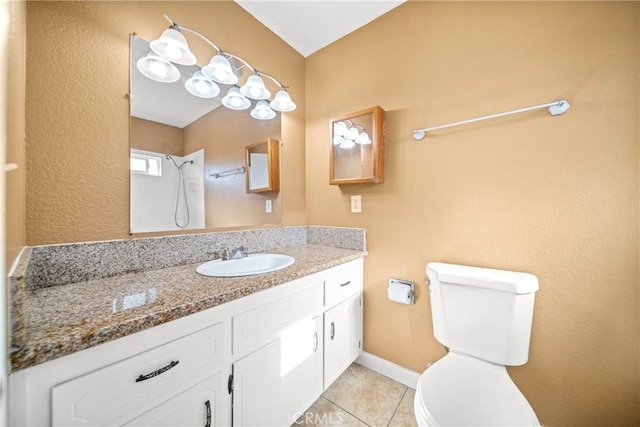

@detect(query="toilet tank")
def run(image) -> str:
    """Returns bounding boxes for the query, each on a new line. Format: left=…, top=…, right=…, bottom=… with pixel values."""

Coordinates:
left=427, top=262, right=539, bottom=366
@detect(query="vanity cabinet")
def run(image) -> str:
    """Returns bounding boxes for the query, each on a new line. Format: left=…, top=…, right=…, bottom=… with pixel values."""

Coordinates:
left=322, top=261, right=363, bottom=389
left=324, top=294, right=362, bottom=389
left=233, top=316, right=323, bottom=426
left=51, top=323, right=229, bottom=427
left=9, top=258, right=363, bottom=427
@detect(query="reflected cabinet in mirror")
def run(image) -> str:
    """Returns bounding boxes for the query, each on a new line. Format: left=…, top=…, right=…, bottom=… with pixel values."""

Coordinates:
left=246, top=138, right=280, bottom=193
left=129, top=35, right=283, bottom=233
left=330, top=106, right=385, bottom=185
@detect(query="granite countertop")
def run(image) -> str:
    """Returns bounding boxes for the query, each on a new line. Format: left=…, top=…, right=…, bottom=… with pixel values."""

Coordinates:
left=11, top=244, right=366, bottom=371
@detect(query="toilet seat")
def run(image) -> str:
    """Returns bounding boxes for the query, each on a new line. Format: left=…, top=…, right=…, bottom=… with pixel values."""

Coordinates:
left=414, top=351, right=540, bottom=427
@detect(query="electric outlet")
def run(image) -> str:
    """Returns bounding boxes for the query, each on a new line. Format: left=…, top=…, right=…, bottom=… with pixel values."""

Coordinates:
left=351, top=195, right=362, bottom=213
left=265, top=200, right=272, bottom=213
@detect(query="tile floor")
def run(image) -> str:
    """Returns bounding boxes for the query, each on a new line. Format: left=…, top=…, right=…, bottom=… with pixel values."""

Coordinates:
left=294, top=363, right=418, bottom=427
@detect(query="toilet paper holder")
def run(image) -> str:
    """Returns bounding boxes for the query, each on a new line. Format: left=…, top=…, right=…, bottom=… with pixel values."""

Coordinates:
left=388, top=278, right=415, bottom=304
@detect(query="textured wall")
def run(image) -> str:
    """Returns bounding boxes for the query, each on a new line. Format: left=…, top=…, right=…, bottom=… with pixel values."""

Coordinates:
left=130, top=117, right=183, bottom=157
left=25, top=1, right=306, bottom=245
left=305, top=2, right=639, bottom=426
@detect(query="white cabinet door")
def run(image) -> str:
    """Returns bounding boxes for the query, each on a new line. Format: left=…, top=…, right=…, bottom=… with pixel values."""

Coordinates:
left=52, top=324, right=226, bottom=426
left=123, top=372, right=229, bottom=427
left=324, top=294, right=362, bottom=389
left=233, top=316, right=323, bottom=427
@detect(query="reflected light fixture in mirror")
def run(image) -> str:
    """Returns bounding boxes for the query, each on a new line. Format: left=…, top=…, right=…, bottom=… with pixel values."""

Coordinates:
left=330, top=106, right=385, bottom=185
left=137, top=13, right=296, bottom=120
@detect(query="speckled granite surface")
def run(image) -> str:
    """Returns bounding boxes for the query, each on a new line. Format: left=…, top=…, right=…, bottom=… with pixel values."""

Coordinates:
left=9, top=226, right=366, bottom=371
left=24, top=226, right=310, bottom=289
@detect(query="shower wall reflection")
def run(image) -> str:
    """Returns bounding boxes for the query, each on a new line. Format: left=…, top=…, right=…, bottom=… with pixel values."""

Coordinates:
left=130, top=146, right=205, bottom=233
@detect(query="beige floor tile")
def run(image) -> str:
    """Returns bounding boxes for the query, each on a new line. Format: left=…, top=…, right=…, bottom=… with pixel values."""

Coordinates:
left=292, top=397, right=368, bottom=427
left=322, top=363, right=407, bottom=427
left=389, top=388, right=418, bottom=427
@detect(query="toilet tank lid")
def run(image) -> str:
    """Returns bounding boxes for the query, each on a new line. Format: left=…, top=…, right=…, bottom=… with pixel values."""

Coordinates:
left=427, top=262, right=539, bottom=294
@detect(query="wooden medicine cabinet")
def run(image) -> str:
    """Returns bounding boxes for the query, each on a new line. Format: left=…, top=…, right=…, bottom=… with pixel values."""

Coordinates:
left=245, top=138, right=280, bottom=193
left=330, top=106, right=385, bottom=185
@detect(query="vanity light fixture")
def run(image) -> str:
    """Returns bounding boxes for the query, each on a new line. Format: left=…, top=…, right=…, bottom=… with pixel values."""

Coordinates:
left=139, top=14, right=297, bottom=120
left=333, top=119, right=372, bottom=149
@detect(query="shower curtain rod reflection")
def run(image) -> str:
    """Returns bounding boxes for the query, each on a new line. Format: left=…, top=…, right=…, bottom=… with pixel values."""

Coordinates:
left=412, top=99, right=570, bottom=140
left=210, top=166, right=246, bottom=179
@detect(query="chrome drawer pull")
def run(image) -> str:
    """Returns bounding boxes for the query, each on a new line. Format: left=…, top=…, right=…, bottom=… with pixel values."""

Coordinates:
left=339, top=281, right=351, bottom=287
left=313, top=331, right=319, bottom=352
left=205, top=400, right=211, bottom=427
left=135, top=360, right=179, bottom=382
left=330, top=322, right=335, bottom=340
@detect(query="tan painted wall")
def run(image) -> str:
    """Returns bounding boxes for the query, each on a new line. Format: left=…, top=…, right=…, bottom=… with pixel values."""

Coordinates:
left=25, top=1, right=305, bottom=245
left=305, top=2, right=639, bottom=426
left=130, top=117, right=183, bottom=157
left=5, top=0, right=25, bottom=272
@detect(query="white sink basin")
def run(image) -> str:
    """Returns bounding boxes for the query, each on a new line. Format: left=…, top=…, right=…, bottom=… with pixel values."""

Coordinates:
left=196, top=254, right=295, bottom=278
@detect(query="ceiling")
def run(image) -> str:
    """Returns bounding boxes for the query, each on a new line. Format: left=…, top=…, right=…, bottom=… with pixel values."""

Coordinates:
left=234, top=0, right=406, bottom=57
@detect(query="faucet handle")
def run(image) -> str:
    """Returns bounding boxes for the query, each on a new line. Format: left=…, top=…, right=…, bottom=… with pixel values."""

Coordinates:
left=216, top=248, right=230, bottom=260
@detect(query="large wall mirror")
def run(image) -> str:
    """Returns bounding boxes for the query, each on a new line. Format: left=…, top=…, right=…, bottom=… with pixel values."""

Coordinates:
left=129, top=35, right=282, bottom=233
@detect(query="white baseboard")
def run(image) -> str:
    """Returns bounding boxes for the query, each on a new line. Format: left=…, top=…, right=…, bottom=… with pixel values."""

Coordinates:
left=355, top=351, right=421, bottom=389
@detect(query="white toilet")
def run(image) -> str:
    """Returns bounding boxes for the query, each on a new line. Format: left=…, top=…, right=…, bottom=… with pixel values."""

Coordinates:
left=414, top=262, right=541, bottom=427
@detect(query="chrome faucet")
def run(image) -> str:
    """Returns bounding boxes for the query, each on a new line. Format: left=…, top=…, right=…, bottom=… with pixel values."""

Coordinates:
left=229, top=245, right=249, bottom=260
left=217, top=246, right=248, bottom=261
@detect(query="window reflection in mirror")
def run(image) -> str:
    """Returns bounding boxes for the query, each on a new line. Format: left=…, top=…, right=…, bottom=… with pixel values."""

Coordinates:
left=129, top=35, right=282, bottom=233
left=330, top=106, right=385, bottom=185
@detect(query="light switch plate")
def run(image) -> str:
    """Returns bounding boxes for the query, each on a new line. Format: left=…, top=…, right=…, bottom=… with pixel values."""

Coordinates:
left=265, top=199, right=272, bottom=213
left=351, top=195, right=362, bottom=213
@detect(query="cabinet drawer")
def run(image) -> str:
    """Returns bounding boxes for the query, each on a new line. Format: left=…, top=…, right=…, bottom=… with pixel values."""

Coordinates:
left=324, top=260, right=363, bottom=309
left=52, top=322, right=224, bottom=426
left=233, top=282, right=323, bottom=357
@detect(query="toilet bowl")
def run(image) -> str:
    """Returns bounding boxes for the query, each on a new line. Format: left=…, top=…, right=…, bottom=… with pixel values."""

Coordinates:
left=414, top=351, right=540, bottom=426
left=415, top=262, right=541, bottom=427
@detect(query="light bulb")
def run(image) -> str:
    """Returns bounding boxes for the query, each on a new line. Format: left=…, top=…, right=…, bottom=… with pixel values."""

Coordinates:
left=164, top=44, right=182, bottom=60
left=347, top=127, right=360, bottom=141
left=149, top=61, right=168, bottom=77
left=250, top=86, right=262, bottom=98
left=250, top=100, right=276, bottom=120
left=339, top=139, right=356, bottom=149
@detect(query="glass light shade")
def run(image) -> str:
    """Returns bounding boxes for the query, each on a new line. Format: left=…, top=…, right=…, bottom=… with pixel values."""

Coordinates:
left=202, top=54, right=239, bottom=85
left=250, top=100, right=276, bottom=120
left=347, top=126, right=360, bottom=141
left=240, top=74, right=271, bottom=100
left=334, top=121, right=348, bottom=137
left=333, top=135, right=345, bottom=146
left=269, top=89, right=296, bottom=112
left=339, top=139, right=356, bottom=149
left=356, top=131, right=372, bottom=145
left=136, top=52, right=180, bottom=83
left=185, top=71, right=220, bottom=98
left=221, top=86, right=251, bottom=110
left=149, top=28, right=197, bottom=66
